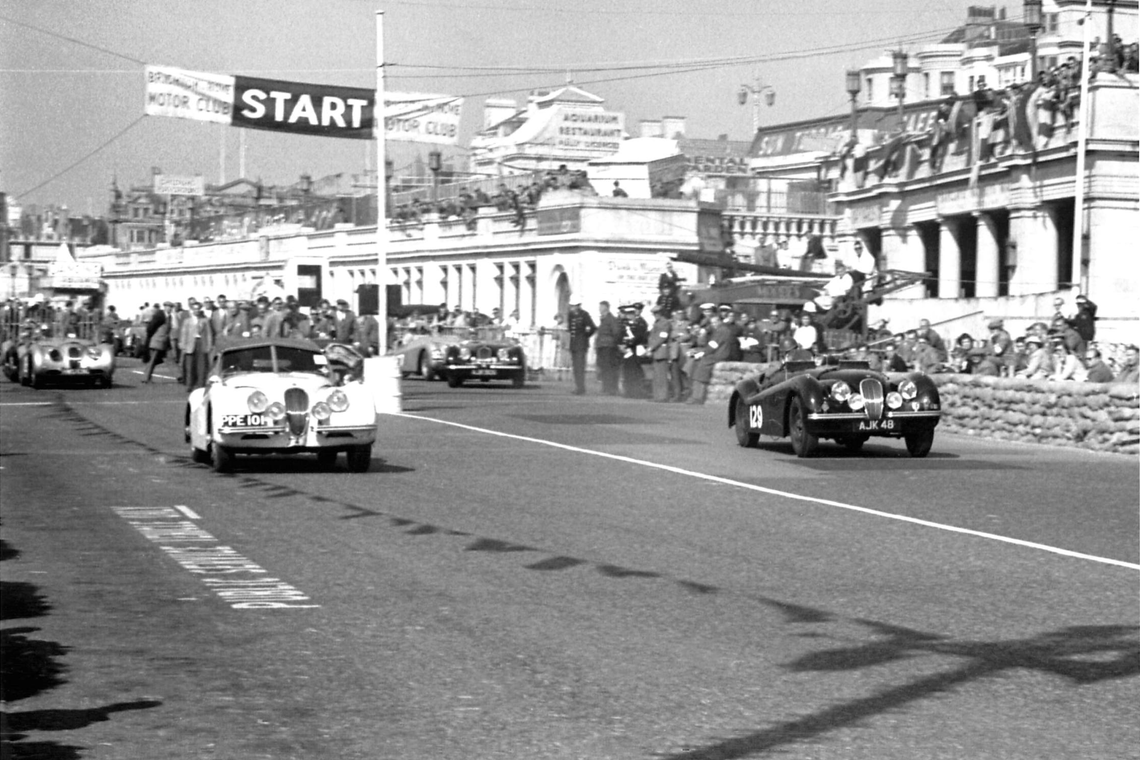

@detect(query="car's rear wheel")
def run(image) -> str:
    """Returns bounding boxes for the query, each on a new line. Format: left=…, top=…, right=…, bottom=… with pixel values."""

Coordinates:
left=788, top=396, right=819, bottom=458
left=904, top=427, right=935, bottom=458
left=19, top=356, right=32, bottom=386
left=316, top=449, right=338, bottom=469
left=734, top=399, right=759, bottom=448
left=211, top=442, right=234, bottom=473
left=346, top=444, right=371, bottom=473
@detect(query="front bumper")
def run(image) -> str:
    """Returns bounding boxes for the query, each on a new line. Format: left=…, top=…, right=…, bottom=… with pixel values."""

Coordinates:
left=216, top=420, right=376, bottom=452
left=806, top=410, right=941, bottom=436
left=443, top=363, right=524, bottom=381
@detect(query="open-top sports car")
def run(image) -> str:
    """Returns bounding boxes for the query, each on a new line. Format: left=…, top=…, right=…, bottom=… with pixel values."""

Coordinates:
left=2, top=324, right=115, bottom=388
left=390, top=333, right=456, bottom=381
left=728, top=352, right=941, bottom=457
left=439, top=339, right=526, bottom=388
left=185, top=337, right=376, bottom=473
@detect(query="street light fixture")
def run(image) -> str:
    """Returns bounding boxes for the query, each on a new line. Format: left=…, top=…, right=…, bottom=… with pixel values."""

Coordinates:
left=890, top=49, right=909, bottom=131
left=1024, top=0, right=1043, bottom=80
left=738, top=76, right=776, bottom=133
left=427, top=150, right=442, bottom=204
left=846, top=69, right=862, bottom=139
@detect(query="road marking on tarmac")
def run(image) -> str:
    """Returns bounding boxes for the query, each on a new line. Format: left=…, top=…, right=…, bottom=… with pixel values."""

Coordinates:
left=111, top=506, right=319, bottom=609
left=394, top=413, right=1140, bottom=572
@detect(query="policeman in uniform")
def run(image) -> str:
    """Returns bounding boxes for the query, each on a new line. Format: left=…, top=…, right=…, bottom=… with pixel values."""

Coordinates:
left=565, top=301, right=596, bottom=395
left=619, top=303, right=648, bottom=398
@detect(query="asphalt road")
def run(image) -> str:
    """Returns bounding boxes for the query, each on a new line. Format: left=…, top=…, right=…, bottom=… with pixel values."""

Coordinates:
left=2, top=359, right=1138, bottom=760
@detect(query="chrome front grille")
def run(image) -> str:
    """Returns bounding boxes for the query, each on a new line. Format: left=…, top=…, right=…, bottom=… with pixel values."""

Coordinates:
left=860, top=378, right=884, bottom=419
left=477, top=346, right=493, bottom=361
left=284, top=387, right=309, bottom=437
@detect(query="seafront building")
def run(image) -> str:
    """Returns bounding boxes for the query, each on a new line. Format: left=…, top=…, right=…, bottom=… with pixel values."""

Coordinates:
left=3, top=2, right=1136, bottom=345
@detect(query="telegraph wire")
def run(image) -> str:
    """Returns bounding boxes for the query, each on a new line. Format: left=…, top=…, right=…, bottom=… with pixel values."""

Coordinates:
left=0, top=13, right=146, bottom=66
left=14, top=115, right=147, bottom=200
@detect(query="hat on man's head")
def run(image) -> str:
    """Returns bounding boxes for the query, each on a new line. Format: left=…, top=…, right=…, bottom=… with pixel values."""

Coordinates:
left=803, top=301, right=817, bottom=313
left=569, top=300, right=581, bottom=307
left=336, top=299, right=349, bottom=307
left=162, top=300, right=173, bottom=307
left=718, top=303, right=733, bottom=312
left=699, top=302, right=715, bottom=311
left=1025, top=335, right=1043, bottom=347
left=987, top=318, right=1004, bottom=329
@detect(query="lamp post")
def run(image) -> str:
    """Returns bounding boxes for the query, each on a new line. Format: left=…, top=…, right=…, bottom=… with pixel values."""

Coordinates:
left=1024, top=0, right=1042, bottom=80
left=846, top=69, right=862, bottom=139
left=737, top=75, right=776, bottom=134
left=890, top=49, right=909, bottom=132
left=427, top=150, right=442, bottom=205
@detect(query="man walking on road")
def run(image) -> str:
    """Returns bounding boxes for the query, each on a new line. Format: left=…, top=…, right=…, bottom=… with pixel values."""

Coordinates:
left=566, top=301, right=596, bottom=395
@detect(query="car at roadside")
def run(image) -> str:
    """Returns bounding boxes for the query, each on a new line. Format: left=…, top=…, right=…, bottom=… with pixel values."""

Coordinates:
left=185, top=337, right=376, bottom=473
left=439, top=339, right=527, bottom=388
left=728, top=352, right=941, bottom=457
left=2, top=324, right=115, bottom=388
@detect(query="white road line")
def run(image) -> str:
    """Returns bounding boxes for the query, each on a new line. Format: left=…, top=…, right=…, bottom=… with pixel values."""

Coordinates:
left=174, top=504, right=201, bottom=520
left=391, top=413, right=1140, bottom=572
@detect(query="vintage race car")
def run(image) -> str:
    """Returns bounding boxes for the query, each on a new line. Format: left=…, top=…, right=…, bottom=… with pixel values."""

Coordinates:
left=389, top=333, right=456, bottom=381
left=2, top=328, right=115, bottom=389
left=185, top=337, right=376, bottom=473
left=728, top=354, right=941, bottom=457
left=439, top=339, right=526, bottom=388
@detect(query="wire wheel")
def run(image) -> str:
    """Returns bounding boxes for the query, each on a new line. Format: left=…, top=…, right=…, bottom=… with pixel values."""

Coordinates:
left=788, top=396, right=819, bottom=458
left=735, top=399, right=759, bottom=448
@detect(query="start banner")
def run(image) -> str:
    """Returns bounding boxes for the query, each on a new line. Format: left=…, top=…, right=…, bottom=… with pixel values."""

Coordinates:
left=144, top=65, right=235, bottom=124
left=144, top=65, right=463, bottom=145
left=385, top=92, right=463, bottom=145
left=232, top=75, right=375, bottom=139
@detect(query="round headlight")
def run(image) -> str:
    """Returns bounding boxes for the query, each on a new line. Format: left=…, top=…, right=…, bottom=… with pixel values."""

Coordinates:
left=247, top=391, right=269, bottom=413
left=497, top=347, right=510, bottom=361
left=830, top=381, right=851, bottom=403
left=431, top=347, right=444, bottom=360
left=459, top=347, right=471, bottom=360
left=886, top=391, right=903, bottom=409
left=848, top=393, right=866, bottom=411
left=899, top=380, right=918, bottom=400
left=86, top=346, right=103, bottom=360
left=327, top=390, right=349, bottom=413
left=311, top=402, right=332, bottom=421
left=266, top=402, right=286, bottom=421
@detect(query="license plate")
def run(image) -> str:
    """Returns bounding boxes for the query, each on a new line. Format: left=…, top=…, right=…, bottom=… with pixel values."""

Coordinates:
left=62, top=368, right=87, bottom=375
left=220, top=413, right=269, bottom=426
left=857, top=419, right=895, bottom=431
left=471, top=369, right=497, bottom=376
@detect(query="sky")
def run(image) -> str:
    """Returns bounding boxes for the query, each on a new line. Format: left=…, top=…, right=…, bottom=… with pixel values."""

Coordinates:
left=0, top=0, right=989, bottom=214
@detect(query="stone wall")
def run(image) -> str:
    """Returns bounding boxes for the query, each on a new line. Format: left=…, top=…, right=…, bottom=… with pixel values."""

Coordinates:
left=708, top=362, right=1140, bottom=456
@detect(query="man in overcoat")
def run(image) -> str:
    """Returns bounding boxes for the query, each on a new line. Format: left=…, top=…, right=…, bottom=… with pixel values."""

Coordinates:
left=566, top=301, right=596, bottom=395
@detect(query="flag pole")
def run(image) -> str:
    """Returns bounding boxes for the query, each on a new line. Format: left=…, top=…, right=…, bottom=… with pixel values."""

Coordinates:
left=375, top=10, right=388, bottom=355
left=1071, top=0, right=1092, bottom=293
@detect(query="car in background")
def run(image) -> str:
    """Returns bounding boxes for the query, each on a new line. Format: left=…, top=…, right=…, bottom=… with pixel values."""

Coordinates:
left=439, top=338, right=527, bottom=388
left=185, top=337, right=376, bottom=473
left=2, top=324, right=115, bottom=388
left=389, top=332, right=456, bottom=381
left=727, top=351, right=941, bottom=457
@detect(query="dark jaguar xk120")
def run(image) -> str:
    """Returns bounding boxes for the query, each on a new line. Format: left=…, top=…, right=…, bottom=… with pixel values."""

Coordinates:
left=728, top=352, right=942, bottom=457
left=440, top=339, right=526, bottom=388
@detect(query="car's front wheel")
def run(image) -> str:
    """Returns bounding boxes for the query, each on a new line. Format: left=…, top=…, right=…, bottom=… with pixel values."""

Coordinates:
left=346, top=444, right=371, bottom=473
left=788, top=396, right=819, bottom=458
left=734, top=399, right=759, bottom=448
left=211, top=442, right=234, bottom=473
left=418, top=352, right=435, bottom=381
left=904, top=427, right=935, bottom=458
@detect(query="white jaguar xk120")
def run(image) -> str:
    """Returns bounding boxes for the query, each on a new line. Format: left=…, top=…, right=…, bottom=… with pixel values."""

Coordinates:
left=185, top=337, right=377, bottom=473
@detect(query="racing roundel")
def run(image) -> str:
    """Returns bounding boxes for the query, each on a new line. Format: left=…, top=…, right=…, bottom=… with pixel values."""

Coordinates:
left=748, top=403, right=763, bottom=431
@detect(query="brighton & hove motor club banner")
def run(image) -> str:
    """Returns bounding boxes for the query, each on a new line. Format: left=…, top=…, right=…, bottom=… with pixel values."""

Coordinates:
left=144, top=64, right=462, bottom=144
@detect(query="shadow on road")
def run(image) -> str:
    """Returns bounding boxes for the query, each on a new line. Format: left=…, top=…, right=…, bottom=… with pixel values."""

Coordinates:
left=0, top=536, right=162, bottom=759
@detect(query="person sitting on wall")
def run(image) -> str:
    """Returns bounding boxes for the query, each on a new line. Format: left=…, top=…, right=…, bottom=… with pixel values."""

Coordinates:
left=1016, top=335, right=1054, bottom=379
left=812, top=261, right=854, bottom=313
left=612, top=181, right=629, bottom=198
left=1083, top=346, right=1114, bottom=383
